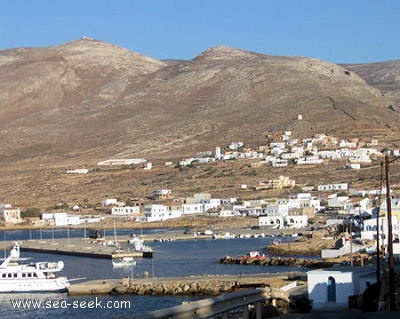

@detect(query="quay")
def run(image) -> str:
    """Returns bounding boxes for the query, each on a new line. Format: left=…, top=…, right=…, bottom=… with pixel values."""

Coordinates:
left=2, top=238, right=144, bottom=259
left=67, top=272, right=304, bottom=296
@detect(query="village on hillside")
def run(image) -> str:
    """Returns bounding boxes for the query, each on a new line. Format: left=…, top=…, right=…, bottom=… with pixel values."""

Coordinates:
left=2, top=130, right=400, bottom=253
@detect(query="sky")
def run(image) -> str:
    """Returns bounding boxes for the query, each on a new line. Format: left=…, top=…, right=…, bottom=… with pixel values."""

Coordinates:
left=0, top=0, right=399, bottom=64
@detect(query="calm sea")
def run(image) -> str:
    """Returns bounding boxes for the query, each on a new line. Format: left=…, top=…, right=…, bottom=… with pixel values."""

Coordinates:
left=0, top=228, right=296, bottom=318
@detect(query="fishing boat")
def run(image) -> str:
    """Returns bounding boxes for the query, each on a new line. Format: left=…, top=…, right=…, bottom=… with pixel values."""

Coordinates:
left=112, top=256, right=136, bottom=268
left=0, top=242, right=70, bottom=292
left=128, top=235, right=153, bottom=258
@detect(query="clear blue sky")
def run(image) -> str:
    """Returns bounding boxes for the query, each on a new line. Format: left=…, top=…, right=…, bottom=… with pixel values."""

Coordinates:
left=0, top=0, right=399, bottom=63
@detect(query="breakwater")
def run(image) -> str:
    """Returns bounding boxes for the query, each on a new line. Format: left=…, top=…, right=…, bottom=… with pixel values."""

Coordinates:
left=219, top=255, right=335, bottom=268
left=68, top=273, right=299, bottom=296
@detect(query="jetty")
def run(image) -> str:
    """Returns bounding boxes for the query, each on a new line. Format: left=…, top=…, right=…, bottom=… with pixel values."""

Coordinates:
left=2, top=238, right=144, bottom=259
left=219, top=255, right=336, bottom=268
left=68, top=272, right=304, bottom=296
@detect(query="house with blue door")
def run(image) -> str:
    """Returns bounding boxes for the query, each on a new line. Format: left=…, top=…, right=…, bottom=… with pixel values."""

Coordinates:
left=307, top=266, right=376, bottom=309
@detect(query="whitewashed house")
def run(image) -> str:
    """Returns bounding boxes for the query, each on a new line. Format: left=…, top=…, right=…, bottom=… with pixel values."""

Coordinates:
left=111, top=206, right=140, bottom=216
left=286, top=215, right=308, bottom=229
left=144, top=204, right=168, bottom=222
left=258, top=216, right=284, bottom=228
left=307, top=267, right=376, bottom=309
left=339, top=140, right=357, bottom=148
left=41, top=212, right=80, bottom=226
left=318, top=150, right=341, bottom=160
left=318, top=183, right=348, bottom=192
left=201, top=198, right=222, bottom=212
left=296, top=156, right=323, bottom=165
left=182, top=203, right=204, bottom=215
left=327, top=195, right=349, bottom=212
left=144, top=204, right=181, bottom=222
left=0, top=204, right=22, bottom=223
left=361, top=215, right=399, bottom=243
left=349, top=154, right=372, bottom=163
left=218, top=209, right=235, bottom=217
left=101, top=198, right=118, bottom=207
left=228, top=142, right=244, bottom=150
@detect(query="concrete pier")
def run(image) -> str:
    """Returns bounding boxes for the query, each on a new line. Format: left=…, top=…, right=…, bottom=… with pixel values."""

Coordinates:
left=3, top=238, right=144, bottom=259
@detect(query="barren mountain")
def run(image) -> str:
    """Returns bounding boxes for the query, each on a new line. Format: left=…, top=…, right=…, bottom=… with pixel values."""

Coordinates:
left=344, top=60, right=400, bottom=108
left=0, top=38, right=399, bottom=209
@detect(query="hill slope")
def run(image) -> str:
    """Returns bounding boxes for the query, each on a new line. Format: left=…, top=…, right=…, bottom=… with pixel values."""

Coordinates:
left=0, top=39, right=399, bottom=209
left=1, top=40, right=398, bottom=166
left=344, top=60, right=400, bottom=108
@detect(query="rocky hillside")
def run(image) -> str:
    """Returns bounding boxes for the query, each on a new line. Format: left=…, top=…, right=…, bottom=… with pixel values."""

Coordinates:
left=1, top=38, right=399, bottom=165
left=344, top=60, right=400, bottom=109
left=1, top=38, right=399, bottom=209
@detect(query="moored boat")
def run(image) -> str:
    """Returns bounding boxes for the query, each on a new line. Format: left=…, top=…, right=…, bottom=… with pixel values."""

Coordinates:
left=112, top=256, right=136, bottom=268
left=0, top=242, right=70, bottom=292
left=128, top=234, right=153, bottom=258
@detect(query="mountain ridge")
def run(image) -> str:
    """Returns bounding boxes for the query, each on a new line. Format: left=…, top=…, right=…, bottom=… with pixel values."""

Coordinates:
left=1, top=38, right=400, bottom=208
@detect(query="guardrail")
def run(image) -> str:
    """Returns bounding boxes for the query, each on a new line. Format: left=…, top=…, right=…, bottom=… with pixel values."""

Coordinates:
left=128, top=287, right=289, bottom=319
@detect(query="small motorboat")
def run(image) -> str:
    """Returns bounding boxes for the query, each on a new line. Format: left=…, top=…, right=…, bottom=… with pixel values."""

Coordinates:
left=112, top=256, right=136, bottom=268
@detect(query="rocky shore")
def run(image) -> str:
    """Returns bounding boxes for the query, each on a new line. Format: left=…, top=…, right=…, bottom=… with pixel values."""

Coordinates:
left=219, top=255, right=335, bottom=268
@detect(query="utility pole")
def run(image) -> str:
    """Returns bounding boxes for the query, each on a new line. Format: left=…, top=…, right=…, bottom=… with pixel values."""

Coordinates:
left=376, top=204, right=381, bottom=287
left=384, top=154, right=396, bottom=311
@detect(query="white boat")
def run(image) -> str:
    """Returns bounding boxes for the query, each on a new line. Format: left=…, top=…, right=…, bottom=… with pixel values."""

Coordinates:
left=112, top=256, right=136, bottom=268
left=0, top=242, right=70, bottom=292
left=129, top=235, right=153, bottom=257
left=212, top=232, right=235, bottom=239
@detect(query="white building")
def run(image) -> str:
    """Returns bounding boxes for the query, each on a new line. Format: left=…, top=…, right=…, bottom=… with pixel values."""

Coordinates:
left=285, top=215, right=308, bottom=229
left=41, top=212, right=81, bottom=226
left=144, top=204, right=182, bottom=222
left=258, top=215, right=308, bottom=229
left=258, top=216, right=284, bottom=229
left=228, top=142, right=244, bottom=150
left=182, top=203, right=204, bottom=215
left=111, top=206, right=140, bottom=216
left=318, top=183, right=348, bottom=192
left=202, top=198, right=222, bottom=212
left=296, top=156, right=323, bottom=165
left=101, top=198, right=118, bottom=207
left=307, top=267, right=376, bottom=309
left=215, top=147, right=222, bottom=159
left=361, top=215, right=399, bottom=243
left=0, top=204, right=22, bottom=223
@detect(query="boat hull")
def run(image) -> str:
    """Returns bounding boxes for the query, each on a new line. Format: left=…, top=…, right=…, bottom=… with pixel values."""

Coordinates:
left=0, top=277, right=70, bottom=293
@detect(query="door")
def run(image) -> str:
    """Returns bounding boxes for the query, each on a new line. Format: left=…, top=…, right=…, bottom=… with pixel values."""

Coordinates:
left=327, top=276, right=336, bottom=302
